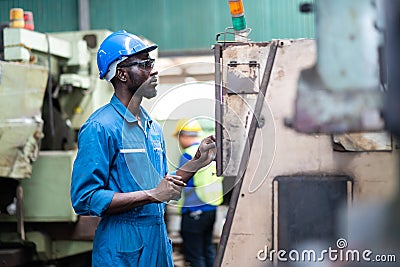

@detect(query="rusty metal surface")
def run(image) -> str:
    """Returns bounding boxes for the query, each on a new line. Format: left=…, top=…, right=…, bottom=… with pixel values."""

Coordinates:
left=0, top=126, right=44, bottom=179
left=0, top=61, right=48, bottom=179
left=291, top=66, right=384, bottom=133
left=217, top=42, right=271, bottom=177
left=220, top=94, right=255, bottom=176
left=215, top=41, right=278, bottom=267
left=290, top=0, right=385, bottom=134
left=226, top=61, right=260, bottom=94
left=333, top=132, right=392, bottom=151
left=218, top=38, right=398, bottom=267
left=316, top=0, right=382, bottom=91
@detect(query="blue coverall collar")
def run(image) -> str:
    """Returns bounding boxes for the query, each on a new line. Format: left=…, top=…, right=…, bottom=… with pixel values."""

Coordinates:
left=110, top=94, right=152, bottom=126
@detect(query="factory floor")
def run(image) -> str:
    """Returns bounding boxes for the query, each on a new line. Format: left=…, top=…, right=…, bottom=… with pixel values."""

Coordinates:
left=170, top=234, right=189, bottom=267
left=173, top=249, right=188, bottom=267
left=170, top=233, right=221, bottom=267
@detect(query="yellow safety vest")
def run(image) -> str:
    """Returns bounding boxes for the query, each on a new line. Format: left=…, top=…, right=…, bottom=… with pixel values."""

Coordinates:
left=178, top=145, right=224, bottom=209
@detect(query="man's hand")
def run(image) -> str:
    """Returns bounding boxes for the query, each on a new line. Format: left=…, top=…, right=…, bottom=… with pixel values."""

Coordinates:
left=193, top=135, right=217, bottom=169
left=176, top=135, right=217, bottom=182
left=146, top=174, right=186, bottom=203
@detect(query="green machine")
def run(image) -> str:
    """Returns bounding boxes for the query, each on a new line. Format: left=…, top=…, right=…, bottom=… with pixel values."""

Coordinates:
left=0, top=27, right=114, bottom=266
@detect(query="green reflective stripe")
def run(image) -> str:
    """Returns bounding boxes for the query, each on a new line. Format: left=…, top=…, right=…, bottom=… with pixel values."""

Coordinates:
left=176, top=194, right=184, bottom=213
left=184, top=145, right=198, bottom=158
left=183, top=145, right=224, bottom=206
left=192, top=162, right=223, bottom=206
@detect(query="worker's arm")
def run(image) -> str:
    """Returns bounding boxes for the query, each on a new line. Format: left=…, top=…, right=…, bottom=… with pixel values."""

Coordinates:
left=176, top=135, right=217, bottom=183
left=71, top=121, right=186, bottom=216
left=105, top=174, right=186, bottom=214
left=71, top=121, right=116, bottom=217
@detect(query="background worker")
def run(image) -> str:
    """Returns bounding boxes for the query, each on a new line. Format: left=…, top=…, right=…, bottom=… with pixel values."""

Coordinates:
left=70, top=30, right=217, bottom=267
left=174, top=118, right=223, bottom=267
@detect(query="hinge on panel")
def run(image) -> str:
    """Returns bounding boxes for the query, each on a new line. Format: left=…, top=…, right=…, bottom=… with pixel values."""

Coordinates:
left=226, top=60, right=260, bottom=94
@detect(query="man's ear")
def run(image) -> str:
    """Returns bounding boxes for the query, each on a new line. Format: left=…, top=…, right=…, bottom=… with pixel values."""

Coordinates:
left=115, top=68, right=127, bottom=82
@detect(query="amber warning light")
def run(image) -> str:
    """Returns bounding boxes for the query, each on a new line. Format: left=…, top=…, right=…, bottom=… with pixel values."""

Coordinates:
left=228, top=0, right=247, bottom=31
left=9, top=8, right=34, bottom=31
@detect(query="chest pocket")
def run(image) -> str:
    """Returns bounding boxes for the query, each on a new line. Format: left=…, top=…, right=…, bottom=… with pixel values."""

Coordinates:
left=119, top=141, right=152, bottom=190
left=150, top=139, right=164, bottom=176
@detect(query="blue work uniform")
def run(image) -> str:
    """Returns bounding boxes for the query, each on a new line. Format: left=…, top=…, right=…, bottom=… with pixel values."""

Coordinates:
left=70, top=94, right=173, bottom=267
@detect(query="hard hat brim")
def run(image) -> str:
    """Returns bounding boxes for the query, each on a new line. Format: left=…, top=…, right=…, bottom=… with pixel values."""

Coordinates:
left=174, top=130, right=202, bottom=137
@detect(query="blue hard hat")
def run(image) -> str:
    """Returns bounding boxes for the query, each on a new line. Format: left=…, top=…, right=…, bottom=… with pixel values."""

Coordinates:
left=97, top=30, right=158, bottom=79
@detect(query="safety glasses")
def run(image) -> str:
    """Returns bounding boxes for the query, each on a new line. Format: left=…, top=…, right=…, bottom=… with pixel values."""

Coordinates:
left=119, top=58, right=155, bottom=70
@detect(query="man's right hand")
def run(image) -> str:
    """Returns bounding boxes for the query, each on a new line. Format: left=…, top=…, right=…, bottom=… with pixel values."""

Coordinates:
left=147, top=175, right=186, bottom=203
left=193, top=135, right=217, bottom=169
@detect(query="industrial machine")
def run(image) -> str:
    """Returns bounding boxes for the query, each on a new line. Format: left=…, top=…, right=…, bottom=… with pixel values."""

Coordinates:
left=0, top=24, right=115, bottom=266
left=214, top=0, right=400, bottom=266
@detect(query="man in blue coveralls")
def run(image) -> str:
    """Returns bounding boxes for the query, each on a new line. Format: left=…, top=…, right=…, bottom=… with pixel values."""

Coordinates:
left=70, top=30, right=217, bottom=267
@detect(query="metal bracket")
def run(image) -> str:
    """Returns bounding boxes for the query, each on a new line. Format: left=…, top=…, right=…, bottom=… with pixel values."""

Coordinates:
left=227, top=60, right=260, bottom=68
left=226, top=60, right=260, bottom=94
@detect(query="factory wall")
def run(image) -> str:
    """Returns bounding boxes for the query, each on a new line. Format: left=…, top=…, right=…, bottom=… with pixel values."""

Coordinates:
left=0, top=0, right=315, bottom=52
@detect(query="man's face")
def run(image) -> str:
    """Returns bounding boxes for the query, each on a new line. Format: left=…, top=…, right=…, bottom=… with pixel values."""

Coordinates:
left=118, top=52, right=158, bottom=99
left=178, top=134, right=199, bottom=149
